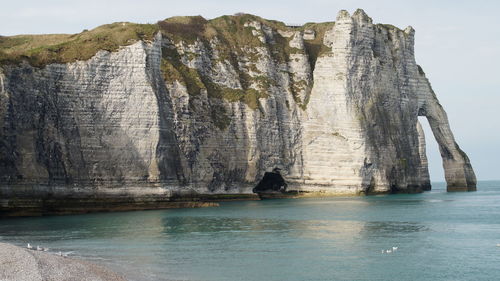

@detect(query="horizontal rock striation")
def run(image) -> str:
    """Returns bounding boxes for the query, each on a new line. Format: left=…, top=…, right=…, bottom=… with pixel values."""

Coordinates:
left=0, top=9, right=476, bottom=214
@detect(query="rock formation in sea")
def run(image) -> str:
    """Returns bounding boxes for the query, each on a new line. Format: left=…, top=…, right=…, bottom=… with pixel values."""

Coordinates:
left=0, top=9, right=476, bottom=214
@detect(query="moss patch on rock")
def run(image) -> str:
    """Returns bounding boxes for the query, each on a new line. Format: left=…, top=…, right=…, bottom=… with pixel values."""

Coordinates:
left=300, top=22, right=335, bottom=71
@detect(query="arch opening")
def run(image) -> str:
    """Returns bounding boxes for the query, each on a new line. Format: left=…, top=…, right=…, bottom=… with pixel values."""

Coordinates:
left=418, top=116, right=445, bottom=186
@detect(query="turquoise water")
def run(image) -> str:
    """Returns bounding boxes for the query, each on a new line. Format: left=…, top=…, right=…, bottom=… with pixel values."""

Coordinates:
left=1, top=181, right=499, bottom=281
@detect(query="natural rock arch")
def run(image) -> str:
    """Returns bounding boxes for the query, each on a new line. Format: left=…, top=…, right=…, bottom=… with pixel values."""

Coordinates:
left=416, top=74, right=476, bottom=191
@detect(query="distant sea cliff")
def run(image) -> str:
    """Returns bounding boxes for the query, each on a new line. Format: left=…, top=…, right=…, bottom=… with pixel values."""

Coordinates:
left=0, top=9, right=476, bottom=215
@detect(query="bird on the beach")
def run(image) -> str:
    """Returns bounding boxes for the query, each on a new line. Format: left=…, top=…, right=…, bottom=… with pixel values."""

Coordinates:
left=27, top=243, right=33, bottom=250
left=36, top=245, right=42, bottom=251
left=57, top=251, right=62, bottom=256
left=43, top=247, right=49, bottom=252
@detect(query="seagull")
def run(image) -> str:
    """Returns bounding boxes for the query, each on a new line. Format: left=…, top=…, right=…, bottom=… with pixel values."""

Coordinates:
left=385, top=249, right=392, bottom=254
left=57, top=251, right=63, bottom=256
left=392, top=247, right=398, bottom=251
left=36, top=245, right=42, bottom=251
left=27, top=243, right=33, bottom=250
left=43, top=247, right=49, bottom=252
left=497, top=244, right=500, bottom=247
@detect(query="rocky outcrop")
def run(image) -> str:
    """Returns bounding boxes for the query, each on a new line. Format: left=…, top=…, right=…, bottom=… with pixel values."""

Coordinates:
left=0, top=9, right=476, bottom=214
left=298, top=10, right=475, bottom=193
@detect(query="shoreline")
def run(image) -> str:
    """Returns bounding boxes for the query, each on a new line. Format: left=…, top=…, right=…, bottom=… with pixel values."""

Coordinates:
left=1, top=183, right=473, bottom=217
left=0, top=193, right=263, bottom=217
left=0, top=242, right=126, bottom=281
left=0, top=188, right=440, bottom=217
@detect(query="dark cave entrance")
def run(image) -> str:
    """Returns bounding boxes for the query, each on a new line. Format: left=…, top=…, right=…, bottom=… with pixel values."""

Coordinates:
left=252, top=168, right=288, bottom=193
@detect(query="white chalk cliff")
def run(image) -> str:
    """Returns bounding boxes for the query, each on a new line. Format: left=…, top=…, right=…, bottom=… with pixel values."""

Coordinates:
left=0, top=9, right=476, bottom=212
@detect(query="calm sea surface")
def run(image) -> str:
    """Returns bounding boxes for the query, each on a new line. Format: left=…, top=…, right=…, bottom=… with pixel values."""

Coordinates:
left=1, top=181, right=499, bottom=281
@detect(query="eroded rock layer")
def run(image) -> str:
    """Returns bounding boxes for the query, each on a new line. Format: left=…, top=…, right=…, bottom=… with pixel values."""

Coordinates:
left=0, top=9, right=476, bottom=212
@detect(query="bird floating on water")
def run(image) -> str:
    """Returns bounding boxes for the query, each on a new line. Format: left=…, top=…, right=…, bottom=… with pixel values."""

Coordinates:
left=382, top=246, right=398, bottom=254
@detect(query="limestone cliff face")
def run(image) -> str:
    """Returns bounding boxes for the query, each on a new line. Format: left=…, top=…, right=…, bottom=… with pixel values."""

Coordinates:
left=300, top=10, right=476, bottom=193
left=0, top=9, right=476, bottom=203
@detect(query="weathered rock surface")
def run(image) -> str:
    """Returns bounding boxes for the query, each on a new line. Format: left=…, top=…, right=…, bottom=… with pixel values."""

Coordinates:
left=0, top=243, right=127, bottom=281
left=0, top=10, right=476, bottom=214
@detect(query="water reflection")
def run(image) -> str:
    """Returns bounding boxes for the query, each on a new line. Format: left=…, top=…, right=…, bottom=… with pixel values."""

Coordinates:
left=0, top=181, right=498, bottom=281
left=161, top=216, right=368, bottom=241
left=361, top=221, right=429, bottom=236
left=0, top=210, right=168, bottom=249
left=161, top=216, right=302, bottom=235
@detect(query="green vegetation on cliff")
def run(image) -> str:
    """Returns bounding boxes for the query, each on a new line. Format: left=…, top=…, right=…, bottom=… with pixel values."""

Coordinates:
left=300, top=22, right=335, bottom=70
left=158, top=14, right=286, bottom=124
left=0, top=23, right=158, bottom=67
left=0, top=14, right=406, bottom=69
left=0, top=14, right=407, bottom=129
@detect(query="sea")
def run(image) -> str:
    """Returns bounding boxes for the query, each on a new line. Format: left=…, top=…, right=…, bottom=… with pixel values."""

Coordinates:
left=1, top=181, right=499, bottom=281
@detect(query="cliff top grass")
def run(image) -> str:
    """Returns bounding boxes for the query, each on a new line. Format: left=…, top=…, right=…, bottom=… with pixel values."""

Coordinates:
left=157, top=13, right=299, bottom=52
left=0, top=13, right=298, bottom=68
left=300, top=21, right=335, bottom=70
left=0, top=13, right=407, bottom=69
left=0, top=22, right=158, bottom=67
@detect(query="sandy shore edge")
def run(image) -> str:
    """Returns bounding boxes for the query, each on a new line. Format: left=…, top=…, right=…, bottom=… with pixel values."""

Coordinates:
left=0, top=242, right=127, bottom=281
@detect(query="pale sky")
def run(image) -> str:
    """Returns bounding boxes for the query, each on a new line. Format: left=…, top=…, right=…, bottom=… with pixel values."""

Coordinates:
left=1, top=0, right=498, bottom=181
